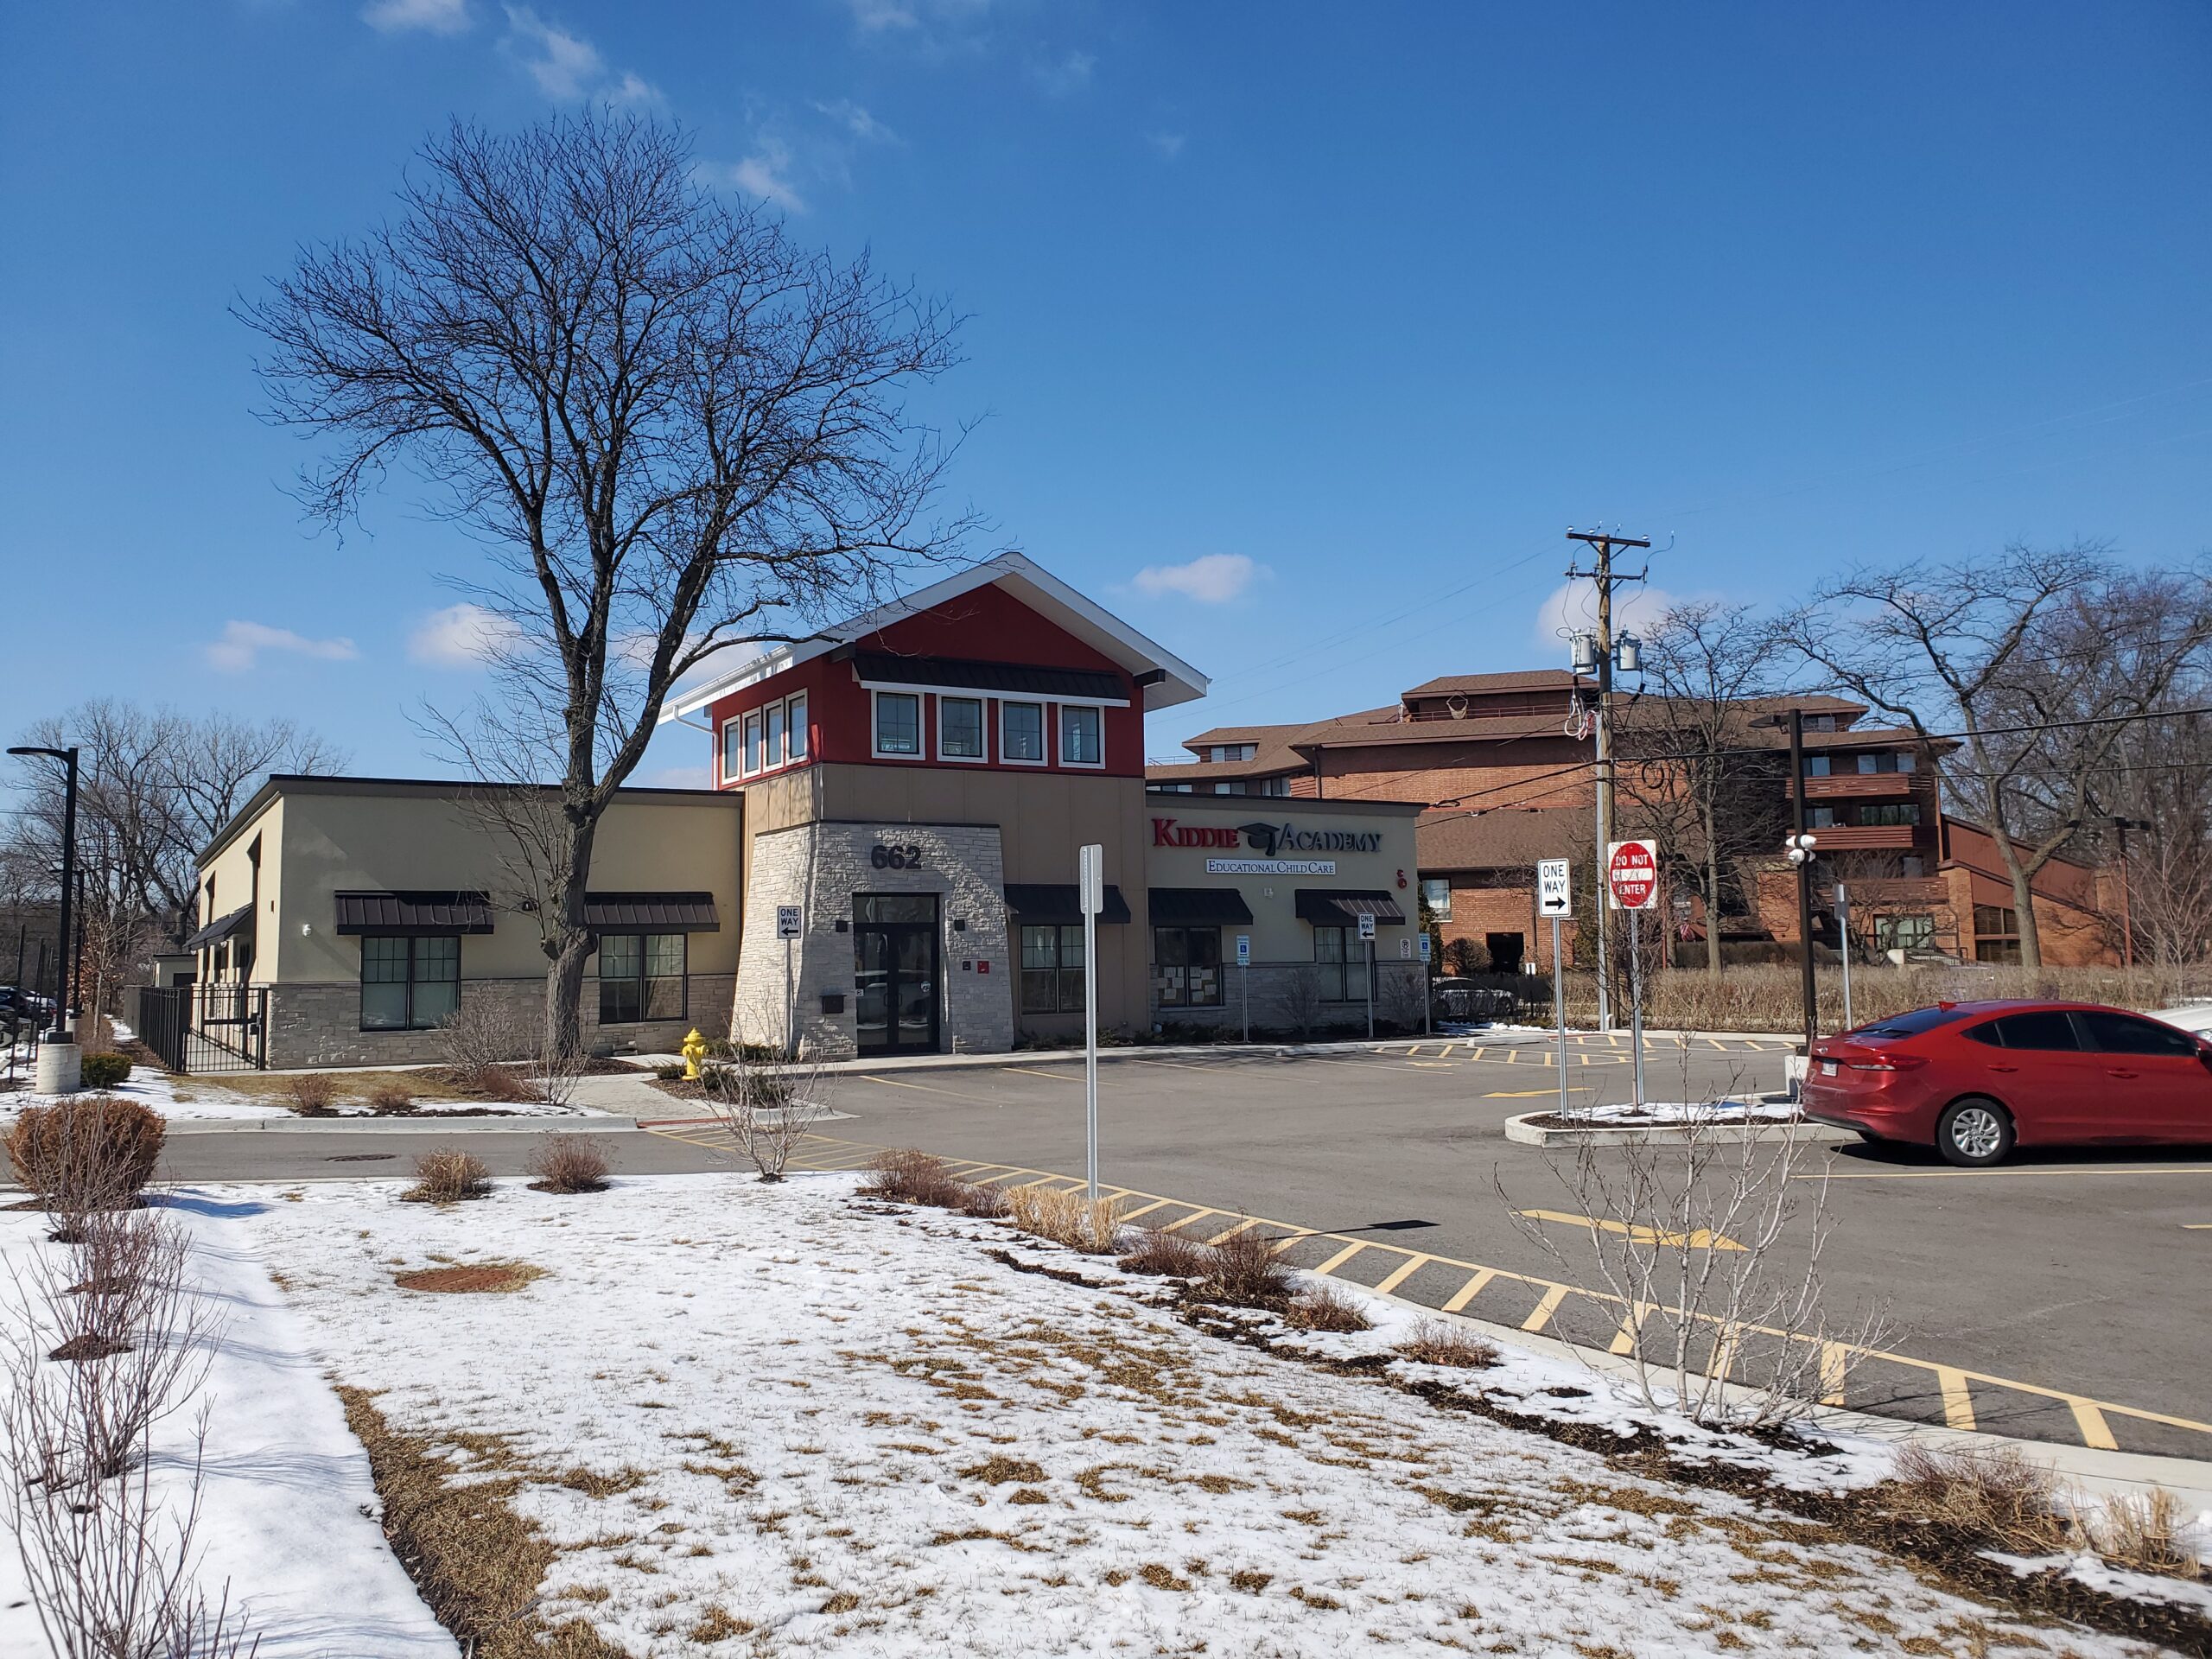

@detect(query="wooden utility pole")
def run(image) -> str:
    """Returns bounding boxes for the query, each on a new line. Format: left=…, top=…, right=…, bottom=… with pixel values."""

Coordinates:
left=1564, top=528, right=1649, bottom=1031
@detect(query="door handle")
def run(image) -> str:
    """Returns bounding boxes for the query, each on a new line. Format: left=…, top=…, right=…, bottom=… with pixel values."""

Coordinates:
left=2107, top=1069, right=2139, bottom=1079
left=1988, top=1065, right=2018, bottom=1074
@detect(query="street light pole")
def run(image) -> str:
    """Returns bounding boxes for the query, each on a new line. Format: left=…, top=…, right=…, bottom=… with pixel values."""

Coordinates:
left=1788, top=709, right=1816, bottom=1053
left=8, top=746, right=78, bottom=1041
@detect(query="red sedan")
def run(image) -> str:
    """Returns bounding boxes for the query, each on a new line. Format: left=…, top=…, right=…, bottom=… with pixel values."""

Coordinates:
left=1802, top=1000, right=2212, bottom=1166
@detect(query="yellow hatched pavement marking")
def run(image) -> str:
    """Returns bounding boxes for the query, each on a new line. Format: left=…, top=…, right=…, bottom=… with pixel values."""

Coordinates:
left=1820, top=1343, right=1850, bottom=1407
left=1371, top=1255, right=1433, bottom=1296
left=1517, top=1209, right=1746, bottom=1252
left=1157, top=1208, right=1221, bottom=1234
left=1521, top=1286, right=1568, bottom=1333
left=1004, top=1066, right=1079, bottom=1084
left=1116, top=1197, right=1177, bottom=1223
left=1440, top=1269, right=1496, bottom=1313
left=725, top=1129, right=2212, bottom=1452
left=1936, top=1369, right=1977, bottom=1432
left=1313, top=1241, right=1370, bottom=1277
left=1206, top=1217, right=1264, bottom=1246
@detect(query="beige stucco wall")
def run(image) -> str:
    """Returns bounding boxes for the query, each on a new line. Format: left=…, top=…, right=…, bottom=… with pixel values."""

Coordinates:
left=253, top=783, right=743, bottom=984
left=196, top=793, right=283, bottom=981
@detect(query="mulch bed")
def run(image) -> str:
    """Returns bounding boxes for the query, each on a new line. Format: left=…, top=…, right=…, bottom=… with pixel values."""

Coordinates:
left=392, top=1264, right=544, bottom=1295
left=49, top=1333, right=131, bottom=1361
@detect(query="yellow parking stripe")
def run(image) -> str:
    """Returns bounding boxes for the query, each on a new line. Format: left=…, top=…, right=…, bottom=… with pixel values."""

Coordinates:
left=1820, top=1343, right=1850, bottom=1407
left=1371, top=1255, right=1433, bottom=1296
left=1003, top=1066, right=1078, bottom=1084
left=2069, top=1399, right=2119, bottom=1452
left=1440, top=1268, right=1496, bottom=1313
left=1157, top=1207, right=1221, bottom=1234
left=1116, top=1197, right=1176, bottom=1223
left=1936, top=1368, right=1977, bottom=1432
left=1207, top=1217, right=1264, bottom=1246
left=1521, top=1286, right=1568, bottom=1333
left=1313, top=1241, right=1370, bottom=1277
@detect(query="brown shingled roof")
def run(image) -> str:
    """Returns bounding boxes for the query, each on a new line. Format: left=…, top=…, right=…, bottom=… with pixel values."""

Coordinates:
left=1417, top=807, right=1590, bottom=872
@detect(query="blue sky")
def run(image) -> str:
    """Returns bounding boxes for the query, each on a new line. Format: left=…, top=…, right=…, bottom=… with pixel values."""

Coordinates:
left=3, top=2, right=2209, bottom=790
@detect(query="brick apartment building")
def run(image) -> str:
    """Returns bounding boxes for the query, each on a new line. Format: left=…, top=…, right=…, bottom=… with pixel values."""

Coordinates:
left=1147, top=670, right=2117, bottom=972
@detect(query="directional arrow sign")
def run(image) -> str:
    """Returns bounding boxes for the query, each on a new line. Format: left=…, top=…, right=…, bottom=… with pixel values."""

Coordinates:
left=1606, top=839, right=1660, bottom=911
left=1536, top=858, right=1573, bottom=918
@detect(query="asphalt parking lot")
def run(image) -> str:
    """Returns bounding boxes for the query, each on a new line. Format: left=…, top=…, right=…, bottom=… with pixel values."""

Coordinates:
left=154, top=1030, right=2212, bottom=1458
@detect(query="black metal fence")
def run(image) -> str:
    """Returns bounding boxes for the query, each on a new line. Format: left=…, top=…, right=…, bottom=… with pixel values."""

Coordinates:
left=1433, top=972, right=1553, bottom=1025
left=136, top=985, right=268, bottom=1075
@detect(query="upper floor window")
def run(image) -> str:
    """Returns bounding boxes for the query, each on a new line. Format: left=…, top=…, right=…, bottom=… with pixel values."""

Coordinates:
left=721, top=720, right=741, bottom=783
left=1420, top=877, right=1452, bottom=920
left=874, top=691, right=922, bottom=757
left=764, top=702, right=785, bottom=768
left=743, top=710, right=765, bottom=773
left=786, top=693, right=809, bottom=761
left=1060, top=705, right=1103, bottom=767
left=1806, top=756, right=1832, bottom=777
left=940, top=696, right=984, bottom=760
left=1001, top=701, right=1045, bottom=764
left=725, top=690, right=810, bottom=780
left=1857, top=750, right=1916, bottom=773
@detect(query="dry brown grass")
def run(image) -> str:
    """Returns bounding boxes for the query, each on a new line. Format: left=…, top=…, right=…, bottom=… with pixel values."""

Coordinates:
left=957, top=1182, right=1011, bottom=1219
left=861, top=1148, right=969, bottom=1207
left=1394, top=1320, right=1500, bottom=1369
left=1118, top=1227, right=1216, bottom=1279
left=283, top=1071, right=340, bottom=1114
left=1884, top=1443, right=2067, bottom=1554
left=525, top=1133, right=612, bottom=1194
left=393, top=1262, right=546, bottom=1294
left=2083, top=1487, right=2203, bottom=1580
left=367, top=1078, right=419, bottom=1116
left=199, top=1068, right=467, bottom=1104
left=403, top=1147, right=494, bottom=1205
left=1284, top=1282, right=1373, bottom=1332
left=336, top=1386, right=627, bottom=1658
left=1006, top=1184, right=1120, bottom=1253
left=1203, top=1226, right=1292, bottom=1307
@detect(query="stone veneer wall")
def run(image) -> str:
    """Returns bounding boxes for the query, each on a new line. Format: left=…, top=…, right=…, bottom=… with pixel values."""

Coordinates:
left=257, top=974, right=737, bottom=1071
left=737, top=821, right=1014, bottom=1059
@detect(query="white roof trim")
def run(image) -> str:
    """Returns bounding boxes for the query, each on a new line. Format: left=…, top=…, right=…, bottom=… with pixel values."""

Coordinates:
left=662, top=552, right=1209, bottom=723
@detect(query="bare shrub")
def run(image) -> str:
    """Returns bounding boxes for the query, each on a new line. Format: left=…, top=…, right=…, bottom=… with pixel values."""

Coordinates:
left=957, top=1183, right=1011, bottom=1220
left=1272, top=967, right=1327, bottom=1041
left=1394, top=1320, right=1499, bottom=1370
left=435, top=998, right=531, bottom=1096
left=7, top=1098, right=165, bottom=1231
left=1202, top=1225, right=1292, bottom=1308
left=365, top=1079, right=417, bottom=1116
left=2085, top=1486, right=2202, bottom=1580
left=472, top=1065, right=536, bottom=1105
left=1285, top=1282, right=1373, bottom=1333
left=1378, top=967, right=1427, bottom=1033
left=524, top=1046, right=589, bottom=1110
left=1117, top=1227, right=1215, bottom=1279
left=1502, top=1057, right=1892, bottom=1430
left=524, top=1134, right=611, bottom=1195
left=702, top=1059, right=827, bottom=1183
left=403, top=1147, right=493, bottom=1205
left=1885, top=1443, right=2066, bottom=1554
left=1006, top=1185, right=1120, bottom=1253
left=860, top=1148, right=967, bottom=1207
left=282, top=1072, right=338, bottom=1116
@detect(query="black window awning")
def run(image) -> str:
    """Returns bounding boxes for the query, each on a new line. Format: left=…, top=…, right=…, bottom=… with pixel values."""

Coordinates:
left=183, top=904, right=253, bottom=951
left=334, top=891, right=496, bottom=936
left=1003, top=883, right=1133, bottom=925
left=851, top=651, right=1128, bottom=705
left=585, top=892, right=720, bottom=931
left=1148, top=887, right=1255, bottom=925
left=1294, top=889, right=1406, bottom=926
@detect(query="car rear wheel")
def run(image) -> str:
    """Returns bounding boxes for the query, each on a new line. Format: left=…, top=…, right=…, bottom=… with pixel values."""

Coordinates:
left=1936, top=1098, right=2014, bottom=1167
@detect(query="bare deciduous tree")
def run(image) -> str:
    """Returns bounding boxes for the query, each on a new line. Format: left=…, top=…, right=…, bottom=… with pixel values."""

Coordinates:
left=242, top=111, right=975, bottom=1056
left=1783, top=544, right=2212, bottom=967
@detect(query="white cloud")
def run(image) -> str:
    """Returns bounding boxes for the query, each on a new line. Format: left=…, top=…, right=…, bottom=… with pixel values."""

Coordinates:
left=840, top=0, right=993, bottom=39
left=499, top=5, right=656, bottom=101
left=607, top=70, right=664, bottom=106
left=811, top=98, right=898, bottom=144
left=1029, top=48, right=1095, bottom=98
left=1133, top=553, right=1262, bottom=605
left=363, top=0, right=470, bottom=34
left=1146, top=130, right=1185, bottom=161
left=203, top=621, right=359, bottom=674
left=1531, top=581, right=1679, bottom=655
left=724, top=141, right=808, bottom=213
left=409, top=603, right=523, bottom=667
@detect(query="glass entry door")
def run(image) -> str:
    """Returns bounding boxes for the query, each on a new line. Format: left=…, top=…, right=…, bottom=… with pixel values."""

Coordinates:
left=853, top=893, right=940, bottom=1055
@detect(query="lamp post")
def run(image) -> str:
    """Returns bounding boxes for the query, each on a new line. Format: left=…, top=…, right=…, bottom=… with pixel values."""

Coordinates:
left=7, top=746, right=78, bottom=1040
left=1752, top=712, right=1820, bottom=1054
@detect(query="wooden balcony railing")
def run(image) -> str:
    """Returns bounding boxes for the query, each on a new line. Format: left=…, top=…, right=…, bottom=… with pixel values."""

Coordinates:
left=1789, top=772, right=1919, bottom=800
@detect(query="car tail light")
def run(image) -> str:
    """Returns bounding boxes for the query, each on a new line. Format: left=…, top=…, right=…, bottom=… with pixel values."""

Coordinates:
left=1847, top=1054, right=1926, bottom=1072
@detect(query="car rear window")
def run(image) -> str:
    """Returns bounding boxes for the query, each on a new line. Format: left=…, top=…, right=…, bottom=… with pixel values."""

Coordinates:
left=1847, top=1007, right=1968, bottom=1041
left=1973, top=1010, right=2085, bottom=1052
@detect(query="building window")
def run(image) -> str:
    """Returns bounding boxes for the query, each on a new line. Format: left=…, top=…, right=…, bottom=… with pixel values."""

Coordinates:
left=1805, top=755, right=1832, bottom=777
left=1973, top=904, right=2020, bottom=964
left=1001, top=701, right=1045, bottom=764
left=599, top=932, right=687, bottom=1024
left=764, top=702, right=785, bottom=768
left=1803, top=714, right=1838, bottom=732
left=360, top=936, right=460, bottom=1031
left=786, top=692, right=809, bottom=761
left=1875, top=914, right=1935, bottom=953
left=1857, top=751, right=1916, bottom=773
left=874, top=691, right=922, bottom=757
left=1060, top=704, right=1103, bottom=767
left=939, top=696, right=984, bottom=760
left=1420, top=878, right=1452, bottom=920
left=1153, top=926, right=1222, bottom=1008
left=743, top=710, right=765, bottom=774
left=1859, top=803, right=1922, bottom=827
left=1313, top=925, right=1369, bottom=1001
left=1020, top=924, right=1084, bottom=1014
left=1808, top=806, right=1840, bottom=829
left=721, top=720, right=741, bottom=783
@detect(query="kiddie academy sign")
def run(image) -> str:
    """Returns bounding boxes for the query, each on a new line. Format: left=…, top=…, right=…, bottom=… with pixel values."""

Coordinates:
left=1151, top=816, right=1382, bottom=875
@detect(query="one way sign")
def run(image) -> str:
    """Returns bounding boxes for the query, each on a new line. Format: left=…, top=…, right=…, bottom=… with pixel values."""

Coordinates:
left=1537, top=858, right=1573, bottom=919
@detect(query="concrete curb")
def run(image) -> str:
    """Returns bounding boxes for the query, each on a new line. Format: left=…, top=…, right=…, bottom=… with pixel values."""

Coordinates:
left=160, top=1115, right=640, bottom=1135
left=1502, top=1109, right=1846, bottom=1148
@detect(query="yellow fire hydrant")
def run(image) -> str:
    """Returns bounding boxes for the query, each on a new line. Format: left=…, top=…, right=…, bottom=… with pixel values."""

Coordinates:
left=680, top=1027, right=708, bottom=1081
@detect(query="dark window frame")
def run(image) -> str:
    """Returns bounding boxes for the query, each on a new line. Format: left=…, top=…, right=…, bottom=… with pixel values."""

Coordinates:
left=1153, top=925, right=1224, bottom=1009
left=597, top=931, right=690, bottom=1026
left=1020, top=923, right=1086, bottom=1014
left=359, top=934, right=461, bottom=1032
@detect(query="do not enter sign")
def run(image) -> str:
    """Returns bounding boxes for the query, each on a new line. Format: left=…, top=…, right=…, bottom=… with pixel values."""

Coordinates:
left=1606, top=839, right=1660, bottom=911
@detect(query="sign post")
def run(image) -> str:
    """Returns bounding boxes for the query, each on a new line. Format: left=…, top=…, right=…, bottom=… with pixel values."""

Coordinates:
left=1606, top=840, right=1659, bottom=1110
left=1835, top=880, right=1853, bottom=1033
left=1357, top=911, right=1376, bottom=1039
left=1078, top=844, right=1103, bottom=1202
left=775, top=905, right=803, bottom=1058
left=1537, top=859, right=1572, bottom=1118
left=1235, top=932, right=1251, bottom=1044
left=1417, top=931, right=1433, bottom=1036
